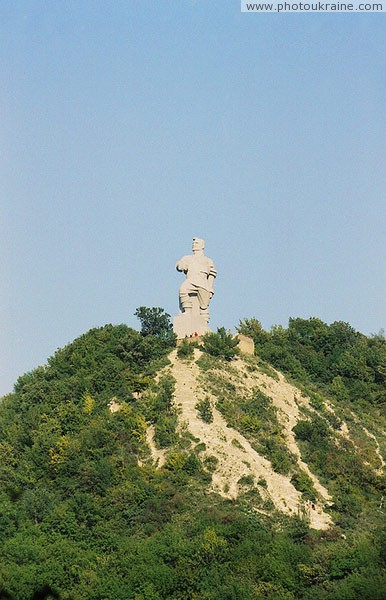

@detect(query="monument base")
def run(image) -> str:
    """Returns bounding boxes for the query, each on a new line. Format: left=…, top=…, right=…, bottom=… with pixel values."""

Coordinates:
left=173, top=296, right=210, bottom=339
left=173, top=313, right=209, bottom=339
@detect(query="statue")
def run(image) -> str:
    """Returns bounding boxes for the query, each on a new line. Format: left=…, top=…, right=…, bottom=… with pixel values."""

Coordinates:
left=173, top=238, right=217, bottom=338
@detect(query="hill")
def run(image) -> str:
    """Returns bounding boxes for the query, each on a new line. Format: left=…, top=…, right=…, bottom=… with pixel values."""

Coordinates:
left=0, top=318, right=385, bottom=599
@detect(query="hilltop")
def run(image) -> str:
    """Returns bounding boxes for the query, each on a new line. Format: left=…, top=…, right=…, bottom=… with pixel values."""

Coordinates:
left=0, top=316, right=385, bottom=599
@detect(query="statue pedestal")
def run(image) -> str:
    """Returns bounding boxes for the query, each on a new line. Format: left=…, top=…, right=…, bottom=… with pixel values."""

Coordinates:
left=173, top=295, right=209, bottom=339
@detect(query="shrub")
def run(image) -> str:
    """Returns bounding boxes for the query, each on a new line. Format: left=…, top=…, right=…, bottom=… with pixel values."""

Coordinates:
left=291, top=470, right=317, bottom=501
left=177, top=338, right=195, bottom=359
left=238, top=474, right=254, bottom=486
left=165, top=451, right=200, bottom=474
left=203, top=455, right=219, bottom=473
left=154, top=414, right=178, bottom=448
left=195, top=397, right=213, bottom=423
left=202, top=327, right=240, bottom=361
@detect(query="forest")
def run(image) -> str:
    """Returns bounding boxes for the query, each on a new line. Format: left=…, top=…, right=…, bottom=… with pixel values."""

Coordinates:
left=0, top=311, right=385, bottom=599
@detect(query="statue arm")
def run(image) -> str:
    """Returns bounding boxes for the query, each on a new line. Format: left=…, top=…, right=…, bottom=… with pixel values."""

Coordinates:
left=207, top=274, right=215, bottom=295
left=207, top=262, right=217, bottom=295
left=176, top=256, right=189, bottom=273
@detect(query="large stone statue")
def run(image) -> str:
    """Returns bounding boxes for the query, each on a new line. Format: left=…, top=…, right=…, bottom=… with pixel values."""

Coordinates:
left=173, top=238, right=217, bottom=338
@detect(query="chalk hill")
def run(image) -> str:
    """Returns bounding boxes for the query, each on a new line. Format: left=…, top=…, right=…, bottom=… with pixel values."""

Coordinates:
left=146, top=346, right=384, bottom=532
left=0, top=321, right=385, bottom=599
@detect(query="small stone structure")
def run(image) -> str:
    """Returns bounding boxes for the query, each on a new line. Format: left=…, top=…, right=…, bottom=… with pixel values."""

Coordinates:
left=173, top=238, right=217, bottom=339
left=236, top=334, right=255, bottom=355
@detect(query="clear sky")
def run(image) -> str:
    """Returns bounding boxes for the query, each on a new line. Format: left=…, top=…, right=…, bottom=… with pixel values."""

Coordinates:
left=1, top=1, right=385, bottom=396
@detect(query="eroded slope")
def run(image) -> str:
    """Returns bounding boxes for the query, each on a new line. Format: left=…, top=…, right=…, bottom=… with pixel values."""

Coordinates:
left=166, top=349, right=332, bottom=530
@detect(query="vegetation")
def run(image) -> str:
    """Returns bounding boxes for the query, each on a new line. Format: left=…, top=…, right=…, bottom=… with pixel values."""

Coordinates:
left=237, top=317, right=386, bottom=410
left=236, top=316, right=386, bottom=526
left=0, top=314, right=385, bottom=599
left=195, top=396, right=213, bottom=423
left=176, top=337, right=195, bottom=359
left=134, top=306, right=176, bottom=347
left=148, top=374, right=178, bottom=448
left=202, top=375, right=296, bottom=476
left=202, top=327, right=240, bottom=360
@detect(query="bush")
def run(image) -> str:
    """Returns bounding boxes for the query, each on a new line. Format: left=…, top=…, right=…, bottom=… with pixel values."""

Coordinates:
left=165, top=451, right=200, bottom=474
left=195, top=397, right=213, bottom=423
left=177, top=338, right=195, bottom=359
left=202, top=327, right=240, bottom=361
left=291, top=471, right=317, bottom=501
left=238, top=474, right=254, bottom=486
left=154, top=414, right=178, bottom=448
left=203, top=455, right=219, bottom=473
left=293, top=418, right=329, bottom=445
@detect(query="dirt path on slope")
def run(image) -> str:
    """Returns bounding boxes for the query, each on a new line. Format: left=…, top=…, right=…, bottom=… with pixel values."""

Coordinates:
left=169, top=350, right=331, bottom=530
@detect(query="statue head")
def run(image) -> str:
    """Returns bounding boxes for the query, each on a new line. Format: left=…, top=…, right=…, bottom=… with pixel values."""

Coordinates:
left=192, top=237, right=205, bottom=252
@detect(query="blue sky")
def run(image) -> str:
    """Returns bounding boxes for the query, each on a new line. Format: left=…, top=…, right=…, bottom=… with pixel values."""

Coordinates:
left=1, top=1, right=385, bottom=395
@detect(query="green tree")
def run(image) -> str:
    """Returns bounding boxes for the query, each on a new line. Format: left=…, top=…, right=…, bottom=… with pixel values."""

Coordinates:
left=237, top=317, right=268, bottom=344
left=134, top=307, right=175, bottom=343
left=202, top=327, right=240, bottom=361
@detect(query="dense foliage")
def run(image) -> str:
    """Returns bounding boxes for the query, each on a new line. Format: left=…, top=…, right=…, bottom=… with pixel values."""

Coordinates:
left=237, top=317, right=385, bottom=409
left=134, top=306, right=176, bottom=346
left=236, top=317, right=386, bottom=524
left=0, top=316, right=385, bottom=599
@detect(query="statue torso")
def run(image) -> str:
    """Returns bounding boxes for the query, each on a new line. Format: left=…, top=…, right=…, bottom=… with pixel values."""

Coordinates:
left=177, top=254, right=215, bottom=290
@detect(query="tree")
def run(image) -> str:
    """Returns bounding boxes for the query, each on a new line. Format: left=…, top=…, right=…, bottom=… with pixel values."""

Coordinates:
left=202, top=327, right=239, bottom=361
left=236, top=317, right=268, bottom=344
left=134, top=307, right=175, bottom=345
